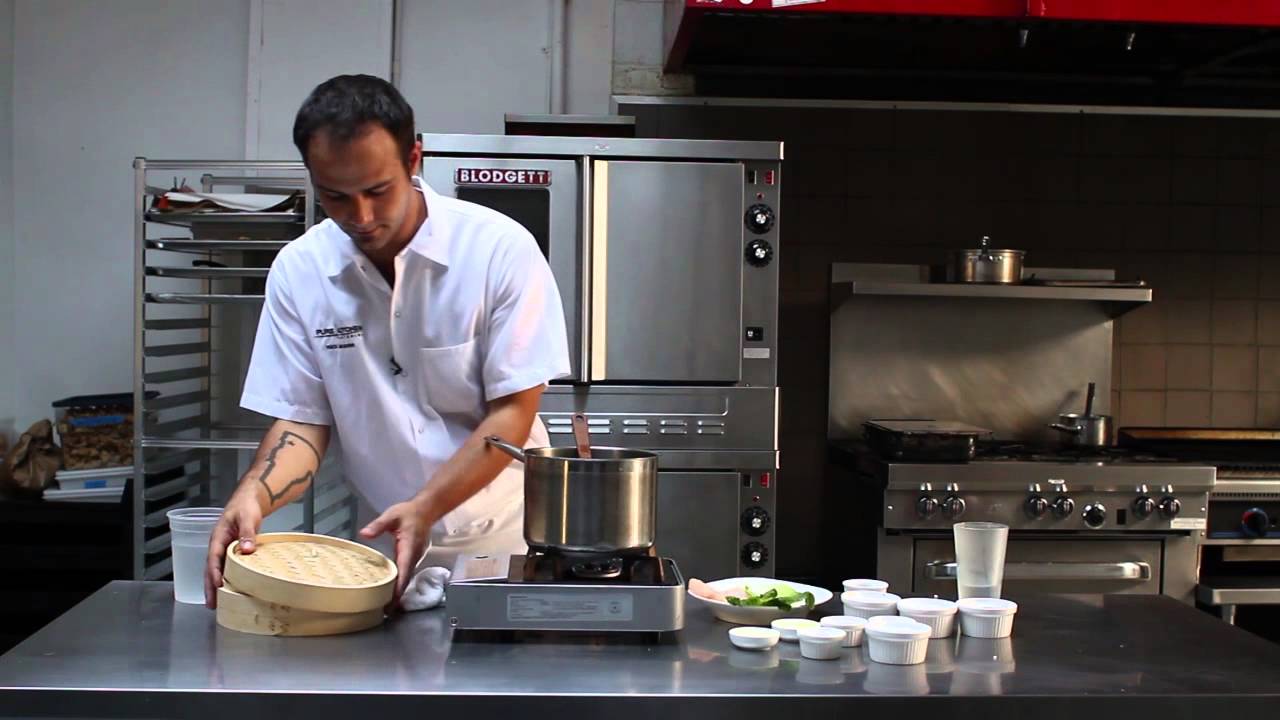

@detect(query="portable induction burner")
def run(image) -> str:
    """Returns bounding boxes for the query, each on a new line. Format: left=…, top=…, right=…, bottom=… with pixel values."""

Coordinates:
left=447, top=551, right=686, bottom=635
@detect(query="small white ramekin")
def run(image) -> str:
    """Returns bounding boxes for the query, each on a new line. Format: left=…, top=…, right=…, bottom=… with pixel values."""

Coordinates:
left=842, top=578, right=889, bottom=593
left=841, top=590, right=902, bottom=620
left=865, top=616, right=931, bottom=665
left=797, top=626, right=846, bottom=660
left=771, top=617, right=820, bottom=642
left=957, top=597, right=1018, bottom=638
left=819, top=615, right=868, bottom=647
left=896, top=597, right=958, bottom=638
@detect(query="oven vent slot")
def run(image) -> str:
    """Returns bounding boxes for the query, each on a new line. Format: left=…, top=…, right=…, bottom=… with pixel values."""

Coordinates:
left=1211, top=492, right=1280, bottom=501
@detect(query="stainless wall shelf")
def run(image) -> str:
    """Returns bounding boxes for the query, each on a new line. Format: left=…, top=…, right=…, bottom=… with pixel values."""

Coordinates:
left=132, top=158, right=355, bottom=582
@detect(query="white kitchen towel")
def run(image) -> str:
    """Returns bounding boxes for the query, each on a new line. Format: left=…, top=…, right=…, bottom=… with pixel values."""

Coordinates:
left=401, top=566, right=452, bottom=612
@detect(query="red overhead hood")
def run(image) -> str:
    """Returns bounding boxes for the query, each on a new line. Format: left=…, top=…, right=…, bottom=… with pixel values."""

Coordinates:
left=664, top=0, right=1280, bottom=105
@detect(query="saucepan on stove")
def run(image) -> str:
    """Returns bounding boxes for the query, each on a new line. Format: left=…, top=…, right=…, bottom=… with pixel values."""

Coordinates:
left=946, top=236, right=1025, bottom=285
left=486, top=413, right=658, bottom=555
left=1050, top=383, right=1113, bottom=448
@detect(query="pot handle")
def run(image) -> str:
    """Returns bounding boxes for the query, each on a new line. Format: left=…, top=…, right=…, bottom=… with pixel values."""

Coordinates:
left=1050, top=423, right=1083, bottom=434
left=485, top=435, right=528, bottom=463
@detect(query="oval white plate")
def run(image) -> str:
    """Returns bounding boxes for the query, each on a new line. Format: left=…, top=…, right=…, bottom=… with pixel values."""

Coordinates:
left=688, top=577, right=834, bottom=626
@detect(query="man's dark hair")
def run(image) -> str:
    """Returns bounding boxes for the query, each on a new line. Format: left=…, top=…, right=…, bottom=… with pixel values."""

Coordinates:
left=292, top=74, right=415, bottom=165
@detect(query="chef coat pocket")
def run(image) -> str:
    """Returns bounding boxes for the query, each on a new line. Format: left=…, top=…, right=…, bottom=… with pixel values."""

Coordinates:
left=418, top=339, right=483, bottom=416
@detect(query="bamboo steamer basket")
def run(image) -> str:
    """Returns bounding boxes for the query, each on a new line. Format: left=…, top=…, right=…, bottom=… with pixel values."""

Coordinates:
left=216, top=583, right=384, bottom=637
left=222, top=532, right=396, bottom=614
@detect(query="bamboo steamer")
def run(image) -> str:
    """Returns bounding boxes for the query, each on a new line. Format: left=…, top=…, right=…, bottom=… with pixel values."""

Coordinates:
left=222, top=532, right=396, bottom=614
left=216, top=583, right=384, bottom=637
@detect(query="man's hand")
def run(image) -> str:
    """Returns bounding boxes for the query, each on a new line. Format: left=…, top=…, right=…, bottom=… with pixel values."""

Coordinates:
left=204, top=489, right=264, bottom=609
left=359, top=497, right=431, bottom=607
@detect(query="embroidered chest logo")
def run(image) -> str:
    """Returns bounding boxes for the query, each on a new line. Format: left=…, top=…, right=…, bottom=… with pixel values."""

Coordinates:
left=315, top=325, right=363, bottom=350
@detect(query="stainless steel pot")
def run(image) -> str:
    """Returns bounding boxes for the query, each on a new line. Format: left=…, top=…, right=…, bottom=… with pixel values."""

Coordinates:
left=1051, top=413, right=1114, bottom=447
left=948, top=236, right=1025, bottom=284
left=486, top=436, right=659, bottom=555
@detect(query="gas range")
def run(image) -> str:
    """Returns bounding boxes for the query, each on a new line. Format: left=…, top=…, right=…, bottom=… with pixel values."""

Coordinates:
left=853, top=441, right=1216, bottom=533
left=447, top=551, right=685, bottom=635
left=829, top=439, right=1216, bottom=603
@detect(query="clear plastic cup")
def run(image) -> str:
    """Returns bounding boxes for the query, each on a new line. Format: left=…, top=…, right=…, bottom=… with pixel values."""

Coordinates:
left=167, top=507, right=223, bottom=604
left=953, top=521, right=1009, bottom=600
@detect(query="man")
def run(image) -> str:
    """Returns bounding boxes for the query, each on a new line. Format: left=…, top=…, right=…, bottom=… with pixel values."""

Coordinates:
left=203, top=74, right=570, bottom=607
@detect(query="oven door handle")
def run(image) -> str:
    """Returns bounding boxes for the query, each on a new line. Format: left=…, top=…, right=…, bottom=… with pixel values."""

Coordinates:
left=925, top=561, right=1152, bottom=581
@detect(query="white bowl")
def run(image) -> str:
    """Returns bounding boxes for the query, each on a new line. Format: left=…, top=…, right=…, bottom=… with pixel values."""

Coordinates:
left=688, top=577, right=834, bottom=626
left=957, top=597, right=1018, bottom=638
left=842, top=578, right=889, bottom=593
left=729, top=626, right=781, bottom=651
left=841, top=590, right=902, bottom=620
left=896, top=597, right=958, bottom=638
left=865, top=616, right=931, bottom=665
left=771, top=617, right=820, bottom=642
left=819, top=615, right=868, bottom=647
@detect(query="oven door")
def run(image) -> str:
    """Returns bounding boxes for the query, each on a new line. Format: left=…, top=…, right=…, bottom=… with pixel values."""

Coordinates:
left=655, top=471, right=743, bottom=582
left=912, top=537, right=1164, bottom=596
left=420, top=156, right=584, bottom=381
left=590, top=160, right=744, bottom=384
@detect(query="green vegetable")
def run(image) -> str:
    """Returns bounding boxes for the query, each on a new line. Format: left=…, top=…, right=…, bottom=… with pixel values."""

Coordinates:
left=724, top=584, right=815, bottom=610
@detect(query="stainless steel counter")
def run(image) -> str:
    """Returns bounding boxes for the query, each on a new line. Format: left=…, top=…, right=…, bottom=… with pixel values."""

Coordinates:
left=2, top=582, right=1280, bottom=719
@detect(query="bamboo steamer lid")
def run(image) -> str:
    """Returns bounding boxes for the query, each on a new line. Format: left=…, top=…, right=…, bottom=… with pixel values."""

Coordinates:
left=222, top=532, right=396, bottom=614
left=216, top=583, right=385, bottom=637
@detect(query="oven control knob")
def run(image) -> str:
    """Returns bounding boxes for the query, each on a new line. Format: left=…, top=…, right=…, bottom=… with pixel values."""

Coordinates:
left=916, top=495, right=939, bottom=519
left=1132, top=496, right=1156, bottom=519
left=741, top=507, right=771, bottom=536
left=1051, top=496, right=1075, bottom=519
left=1158, top=496, right=1182, bottom=520
left=1025, top=495, right=1049, bottom=518
left=942, top=495, right=966, bottom=520
left=745, top=203, right=775, bottom=234
left=742, top=542, right=769, bottom=569
left=1083, top=503, right=1107, bottom=528
left=1242, top=508, right=1270, bottom=538
left=745, top=238, right=774, bottom=267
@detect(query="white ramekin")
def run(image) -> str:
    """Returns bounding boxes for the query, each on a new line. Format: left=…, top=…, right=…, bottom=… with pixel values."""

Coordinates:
left=956, top=597, right=1018, bottom=638
left=819, top=615, right=868, bottom=647
left=896, top=597, right=959, bottom=638
left=864, top=616, right=931, bottom=665
left=841, top=590, right=902, bottom=620
left=841, top=578, right=890, bottom=593
left=797, top=626, right=846, bottom=660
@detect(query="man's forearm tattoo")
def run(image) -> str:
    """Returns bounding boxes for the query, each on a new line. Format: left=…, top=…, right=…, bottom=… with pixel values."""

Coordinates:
left=257, top=431, right=321, bottom=505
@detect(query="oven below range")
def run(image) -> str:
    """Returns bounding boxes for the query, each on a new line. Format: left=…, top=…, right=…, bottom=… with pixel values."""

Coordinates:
left=877, top=530, right=1199, bottom=603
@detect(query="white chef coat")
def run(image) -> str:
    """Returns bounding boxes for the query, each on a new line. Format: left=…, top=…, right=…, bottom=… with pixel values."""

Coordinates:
left=240, top=176, right=571, bottom=546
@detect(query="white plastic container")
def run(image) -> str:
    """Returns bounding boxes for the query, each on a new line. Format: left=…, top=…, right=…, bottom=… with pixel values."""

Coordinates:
left=842, top=578, right=889, bottom=593
left=771, top=617, right=820, bottom=642
left=841, top=590, right=902, bottom=620
left=957, top=597, right=1019, bottom=638
left=819, top=615, right=868, bottom=647
left=896, top=597, right=959, bottom=638
left=797, top=626, right=846, bottom=660
left=729, top=626, right=781, bottom=651
left=166, top=507, right=223, bottom=604
left=864, top=616, right=932, bottom=665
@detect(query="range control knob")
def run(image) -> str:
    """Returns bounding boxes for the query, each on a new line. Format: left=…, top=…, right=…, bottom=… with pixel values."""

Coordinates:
left=741, top=507, right=771, bottom=537
left=745, top=203, right=775, bottom=234
left=1051, top=496, right=1075, bottom=519
left=1158, top=496, right=1182, bottom=520
left=916, top=495, right=940, bottom=520
left=745, top=238, right=774, bottom=267
left=1242, top=508, right=1270, bottom=538
left=742, top=542, right=769, bottom=569
left=1132, top=496, right=1156, bottom=519
left=942, top=495, right=966, bottom=520
left=1025, top=495, right=1049, bottom=518
left=1083, top=503, right=1108, bottom=528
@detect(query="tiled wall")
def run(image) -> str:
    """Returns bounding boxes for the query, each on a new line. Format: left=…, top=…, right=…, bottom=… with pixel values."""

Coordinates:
left=631, top=103, right=1280, bottom=577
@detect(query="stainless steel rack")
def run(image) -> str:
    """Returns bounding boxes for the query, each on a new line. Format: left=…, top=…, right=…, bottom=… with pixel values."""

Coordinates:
left=131, top=159, right=355, bottom=581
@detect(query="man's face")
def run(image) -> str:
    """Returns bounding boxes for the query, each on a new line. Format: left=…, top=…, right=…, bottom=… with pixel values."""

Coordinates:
left=306, top=124, right=422, bottom=256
